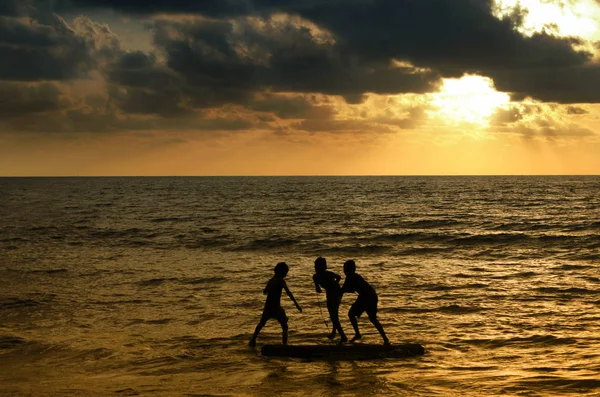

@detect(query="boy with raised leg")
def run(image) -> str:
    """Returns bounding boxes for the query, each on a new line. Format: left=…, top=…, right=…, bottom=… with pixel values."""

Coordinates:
left=341, top=260, right=390, bottom=345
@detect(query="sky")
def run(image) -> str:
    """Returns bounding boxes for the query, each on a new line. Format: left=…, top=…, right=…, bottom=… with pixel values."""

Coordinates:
left=1, top=0, right=600, bottom=176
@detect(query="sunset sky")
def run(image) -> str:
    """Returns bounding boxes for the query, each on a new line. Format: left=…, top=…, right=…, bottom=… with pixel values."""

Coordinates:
left=1, top=0, right=600, bottom=176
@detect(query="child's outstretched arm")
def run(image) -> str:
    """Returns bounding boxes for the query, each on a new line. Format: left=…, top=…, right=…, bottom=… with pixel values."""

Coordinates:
left=284, top=284, right=302, bottom=312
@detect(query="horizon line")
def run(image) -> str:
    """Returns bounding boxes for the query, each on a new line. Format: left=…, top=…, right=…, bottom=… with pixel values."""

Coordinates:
left=0, top=174, right=599, bottom=178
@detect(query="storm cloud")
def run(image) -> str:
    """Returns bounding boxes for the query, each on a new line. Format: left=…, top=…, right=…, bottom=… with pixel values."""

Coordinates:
left=1, top=0, right=600, bottom=134
left=69, top=0, right=598, bottom=104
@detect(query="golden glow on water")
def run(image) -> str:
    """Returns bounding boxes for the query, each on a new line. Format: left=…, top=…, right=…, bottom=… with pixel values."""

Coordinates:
left=1, top=176, right=599, bottom=395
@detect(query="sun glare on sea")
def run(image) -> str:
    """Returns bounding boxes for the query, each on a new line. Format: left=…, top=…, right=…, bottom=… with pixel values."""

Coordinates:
left=430, top=75, right=510, bottom=126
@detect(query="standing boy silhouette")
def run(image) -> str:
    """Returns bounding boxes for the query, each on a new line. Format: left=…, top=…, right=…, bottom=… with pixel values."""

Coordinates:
left=312, top=257, right=347, bottom=343
left=249, top=262, right=302, bottom=347
left=341, top=260, right=390, bottom=345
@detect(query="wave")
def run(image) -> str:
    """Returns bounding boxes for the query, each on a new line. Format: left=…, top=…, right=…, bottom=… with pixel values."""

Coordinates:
left=386, top=304, right=483, bottom=314
left=491, top=271, right=537, bottom=280
left=511, top=377, right=600, bottom=392
left=0, top=237, right=28, bottom=243
left=5, top=268, right=68, bottom=275
left=403, top=218, right=461, bottom=228
left=463, top=334, right=577, bottom=349
left=491, top=222, right=559, bottom=232
left=90, top=299, right=153, bottom=306
left=181, top=235, right=232, bottom=249
left=394, top=247, right=448, bottom=256
left=320, top=244, right=393, bottom=255
left=29, top=268, right=68, bottom=275
left=534, top=287, right=600, bottom=296
left=235, top=236, right=300, bottom=251
left=554, top=264, right=594, bottom=271
left=0, top=335, right=26, bottom=350
left=136, top=276, right=226, bottom=287
left=179, top=277, right=226, bottom=285
left=150, top=216, right=193, bottom=223
left=136, top=278, right=176, bottom=287
left=437, top=304, right=483, bottom=314
left=0, top=297, right=41, bottom=309
left=452, top=233, right=528, bottom=245
left=418, top=283, right=488, bottom=291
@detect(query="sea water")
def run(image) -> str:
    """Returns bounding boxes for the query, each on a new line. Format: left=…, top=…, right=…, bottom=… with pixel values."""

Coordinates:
left=0, top=176, right=599, bottom=396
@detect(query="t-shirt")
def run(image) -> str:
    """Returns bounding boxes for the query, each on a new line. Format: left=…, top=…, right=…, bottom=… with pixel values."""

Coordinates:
left=341, top=273, right=376, bottom=298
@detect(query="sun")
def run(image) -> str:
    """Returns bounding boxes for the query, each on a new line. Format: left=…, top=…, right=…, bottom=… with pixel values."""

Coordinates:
left=430, top=75, right=510, bottom=126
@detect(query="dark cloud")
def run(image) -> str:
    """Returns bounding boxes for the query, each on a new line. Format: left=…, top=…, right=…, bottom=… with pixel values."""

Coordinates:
left=93, top=0, right=594, bottom=106
left=151, top=15, right=440, bottom=103
left=107, top=51, right=192, bottom=116
left=0, top=0, right=123, bottom=82
left=492, top=65, right=600, bottom=103
left=0, top=14, right=90, bottom=81
left=67, top=0, right=254, bottom=17
left=566, top=105, right=588, bottom=115
left=2, top=0, right=600, bottom=134
left=246, top=93, right=335, bottom=119
left=0, top=81, right=70, bottom=116
left=489, top=103, right=597, bottom=140
left=293, top=104, right=426, bottom=133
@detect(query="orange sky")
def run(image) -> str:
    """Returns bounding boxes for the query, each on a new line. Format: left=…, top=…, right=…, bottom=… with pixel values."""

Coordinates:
left=0, top=0, right=599, bottom=176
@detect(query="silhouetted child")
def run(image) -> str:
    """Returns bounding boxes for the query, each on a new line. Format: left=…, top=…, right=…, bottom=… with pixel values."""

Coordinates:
left=249, top=262, right=302, bottom=347
left=312, top=257, right=347, bottom=343
left=341, top=260, right=390, bottom=345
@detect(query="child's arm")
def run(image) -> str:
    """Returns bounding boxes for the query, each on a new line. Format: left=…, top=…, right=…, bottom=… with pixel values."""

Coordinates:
left=333, top=272, right=341, bottom=283
left=284, top=283, right=302, bottom=312
left=312, top=274, right=322, bottom=293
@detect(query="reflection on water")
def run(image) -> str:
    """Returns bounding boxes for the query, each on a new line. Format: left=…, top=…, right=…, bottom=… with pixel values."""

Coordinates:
left=0, top=176, right=599, bottom=396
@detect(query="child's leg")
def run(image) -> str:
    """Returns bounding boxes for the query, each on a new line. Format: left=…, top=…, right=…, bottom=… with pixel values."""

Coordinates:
left=329, top=300, right=347, bottom=341
left=348, top=300, right=364, bottom=341
left=326, top=304, right=337, bottom=338
left=281, top=321, right=289, bottom=345
left=249, top=318, right=267, bottom=346
left=367, top=311, right=389, bottom=344
left=275, top=308, right=289, bottom=345
left=348, top=311, right=361, bottom=341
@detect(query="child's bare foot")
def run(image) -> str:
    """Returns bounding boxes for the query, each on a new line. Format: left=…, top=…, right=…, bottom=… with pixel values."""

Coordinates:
left=339, top=336, right=348, bottom=344
left=350, top=334, right=362, bottom=343
left=383, top=339, right=391, bottom=346
left=249, top=339, right=256, bottom=347
left=327, top=332, right=336, bottom=340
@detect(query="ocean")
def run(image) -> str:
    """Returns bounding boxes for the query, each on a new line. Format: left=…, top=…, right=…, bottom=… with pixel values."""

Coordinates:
left=0, top=175, right=599, bottom=396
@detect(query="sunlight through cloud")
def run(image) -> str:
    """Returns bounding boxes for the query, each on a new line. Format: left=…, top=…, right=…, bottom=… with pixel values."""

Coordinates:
left=494, top=0, right=600, bottom=41
left=430, top=75, right=510, bottom=126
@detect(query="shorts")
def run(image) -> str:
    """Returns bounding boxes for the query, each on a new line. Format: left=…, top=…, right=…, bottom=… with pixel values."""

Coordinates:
left=349, top=295, right=378, bottom=318
left=261, top=306, right=288, bottom=324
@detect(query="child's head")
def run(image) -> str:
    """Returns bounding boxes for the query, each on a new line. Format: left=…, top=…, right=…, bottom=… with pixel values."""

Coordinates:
left=274, top=262, right=289, bottom=278
left=343, top=260, right=356, bottom=275
left=314, top=257, right=327, bottom=273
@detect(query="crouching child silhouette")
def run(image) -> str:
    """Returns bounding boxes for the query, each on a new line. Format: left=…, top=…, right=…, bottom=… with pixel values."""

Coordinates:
left=313, top=257, right=347, bottom=343
left=341, top=260, right=390, bottom=345
left=249, top=262, right=302, bottom=347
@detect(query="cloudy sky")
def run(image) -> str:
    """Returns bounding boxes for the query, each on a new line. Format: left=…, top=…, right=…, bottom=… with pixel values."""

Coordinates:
left=1, top=0, right=599, bottom=175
